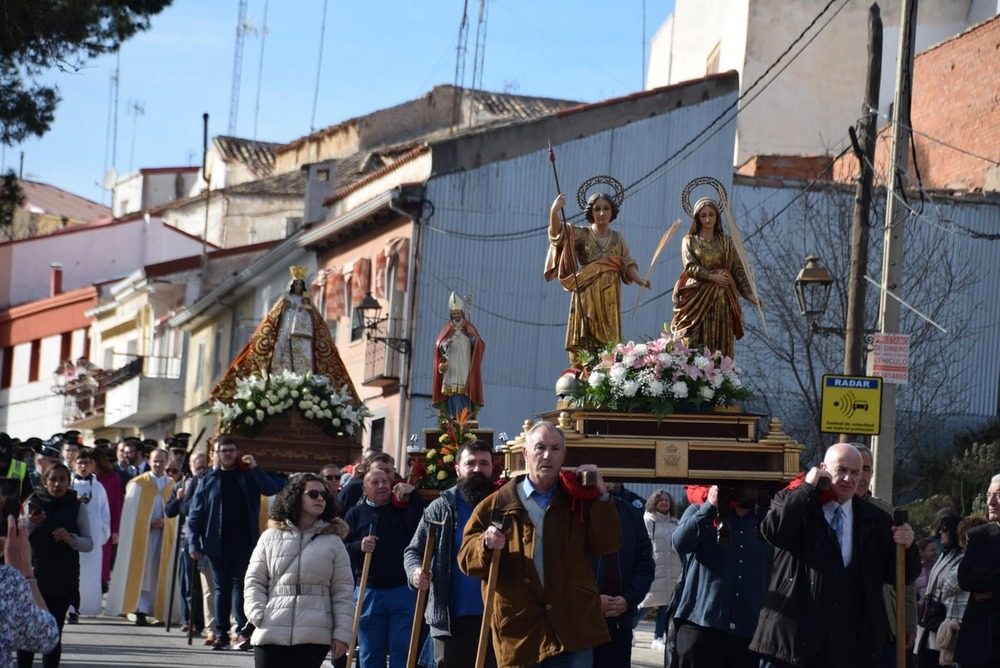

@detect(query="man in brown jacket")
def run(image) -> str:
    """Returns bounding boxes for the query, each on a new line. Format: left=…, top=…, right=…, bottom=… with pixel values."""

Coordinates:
left=458, top=421, right=622, bottom=667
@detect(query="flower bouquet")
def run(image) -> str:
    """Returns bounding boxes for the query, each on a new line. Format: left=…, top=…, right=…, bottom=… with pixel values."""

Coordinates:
left=416, top=408, right=477, bottom=490
left=575, top=330, right=752, bottom=418
left=208, top=369, right=371, bottom=438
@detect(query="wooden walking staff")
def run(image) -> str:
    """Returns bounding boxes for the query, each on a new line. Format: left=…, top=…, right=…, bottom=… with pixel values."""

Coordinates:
left=476, top=509, right=512, bottom=668
left=894, top=509, right=908, bottom=668
left=406, top=517, right=445, bottom=668
left=347, top=516, right=379, bottom=668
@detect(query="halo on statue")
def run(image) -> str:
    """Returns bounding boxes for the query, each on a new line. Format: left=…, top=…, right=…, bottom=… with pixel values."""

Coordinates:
left=576, top=175, right=625, bottom=211
left=681, top=176, right=728, bottom=217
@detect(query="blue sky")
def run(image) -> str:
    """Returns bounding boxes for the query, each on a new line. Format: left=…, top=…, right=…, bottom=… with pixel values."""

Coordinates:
left=2, top=0, right=675, bottom=204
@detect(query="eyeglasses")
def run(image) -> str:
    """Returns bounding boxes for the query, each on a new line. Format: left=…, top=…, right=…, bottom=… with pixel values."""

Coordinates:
left=323, top=475, right=339, bottom=481
left=217, top=448, right=238, bottom=455
left=304, top=490, right=326, bottom=500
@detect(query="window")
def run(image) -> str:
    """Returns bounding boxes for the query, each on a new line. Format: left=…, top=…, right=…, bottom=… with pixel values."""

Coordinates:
left=28, top=340, right=41, bottom=382
left=194, top=342, right=205, bottom=390
left=369, top=417, right=385, bottom=452
left=706, top=41, right=721, bottom=75
left=59, top=332, right=72, bottom=363
left=212, top=326, right=224, bottom=381
left=0, top=347, right=12, bottom=389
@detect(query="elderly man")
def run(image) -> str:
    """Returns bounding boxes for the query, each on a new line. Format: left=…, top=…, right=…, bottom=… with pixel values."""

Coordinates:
left=750, top=443, right=920, bottom=668
left=954, top=473, right=1000, bottom=668
left=345, top=467, right=425, bottom=668
left=458, top=421, right=622, bottom=668
left=406, top=440, right=498, bottom=667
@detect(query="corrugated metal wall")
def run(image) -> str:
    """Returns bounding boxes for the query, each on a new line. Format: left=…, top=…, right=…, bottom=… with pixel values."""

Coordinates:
left=409, top=92, right=739, bottom=439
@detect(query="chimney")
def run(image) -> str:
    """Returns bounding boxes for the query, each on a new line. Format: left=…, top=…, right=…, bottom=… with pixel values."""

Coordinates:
left=50, top=262, right=63, bottom=297
left=302, top=160, right=337, bottom=228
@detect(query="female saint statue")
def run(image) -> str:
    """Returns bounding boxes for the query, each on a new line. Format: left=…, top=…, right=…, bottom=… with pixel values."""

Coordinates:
left=211, top=266, right=355, bottom=403
left=671, top=188, right=763, bottom=359
left=545, top=176, right=650, bottom=358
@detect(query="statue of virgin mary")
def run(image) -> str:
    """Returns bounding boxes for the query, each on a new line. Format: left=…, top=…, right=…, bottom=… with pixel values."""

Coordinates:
left=210, top=266, right=356, bottom=403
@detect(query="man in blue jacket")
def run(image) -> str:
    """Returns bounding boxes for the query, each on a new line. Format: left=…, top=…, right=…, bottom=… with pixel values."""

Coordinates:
left=187, top=435, right=279, bottom=650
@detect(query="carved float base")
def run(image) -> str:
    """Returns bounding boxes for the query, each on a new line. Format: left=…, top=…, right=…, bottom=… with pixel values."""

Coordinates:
left=502, top=408, right=803, bottom=485
left=225, top=408, right=361, bottom=473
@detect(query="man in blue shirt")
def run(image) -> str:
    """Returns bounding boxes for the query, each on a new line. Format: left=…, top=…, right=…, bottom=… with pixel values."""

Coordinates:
left=406, top=440, right=497, bottom=667
left=672, top=484, right=772, bottom=668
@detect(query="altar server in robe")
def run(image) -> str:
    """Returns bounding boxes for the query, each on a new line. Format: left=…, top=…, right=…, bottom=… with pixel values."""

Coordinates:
left=68, top=449, right=111, bottom=619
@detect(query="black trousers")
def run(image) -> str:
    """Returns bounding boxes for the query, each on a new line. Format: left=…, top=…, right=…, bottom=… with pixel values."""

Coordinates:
left=592, top=616, right=635, bottom=668
left=432, top=615, right=496, bottom=668
left=18, top=596, right=71, bottom=668
left=253, top=643, right=330, bottom=668
left=676, top=621, right=757, bottom=668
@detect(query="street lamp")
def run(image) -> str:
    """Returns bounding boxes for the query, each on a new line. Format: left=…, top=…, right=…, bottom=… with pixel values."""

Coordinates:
left=356, top=291, right=411, bottom=354
left=794, top=255, right=835, bottom=326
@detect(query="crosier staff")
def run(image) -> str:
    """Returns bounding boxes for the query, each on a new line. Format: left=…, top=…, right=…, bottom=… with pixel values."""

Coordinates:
left=547, top=141, right=583, bottom=299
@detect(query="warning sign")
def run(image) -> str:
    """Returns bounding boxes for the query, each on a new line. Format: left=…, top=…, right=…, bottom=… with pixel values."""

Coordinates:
left=820, top=375, right=882, bottom=435
left=867, top=333, right=910, bottom=385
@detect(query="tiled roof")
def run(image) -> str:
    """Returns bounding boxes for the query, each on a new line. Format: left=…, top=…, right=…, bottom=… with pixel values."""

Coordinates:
left=213, top=135, right=280, bottom=178
left=18, top=180, right=111, bottom=222
left=224, top=170, right=307, bottom=196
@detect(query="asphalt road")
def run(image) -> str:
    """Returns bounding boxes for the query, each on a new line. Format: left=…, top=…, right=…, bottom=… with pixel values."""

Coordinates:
left=55, top=614, right=666, bottom=667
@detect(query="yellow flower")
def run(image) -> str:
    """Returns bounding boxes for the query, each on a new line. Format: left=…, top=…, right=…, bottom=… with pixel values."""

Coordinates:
left=436, top=470, right=448, bottom=480
left=443, top=454, right=454, bottom=463
left=426, top=449, right=437, bottom=459
left=427, top=464, right=437, bottom=472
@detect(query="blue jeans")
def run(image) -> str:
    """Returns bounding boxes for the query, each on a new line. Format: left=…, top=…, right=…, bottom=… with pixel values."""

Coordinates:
left=634, top=605, right=669, bottom=638
left=207, top=547, right=251, bottom=640
left=530, top=648, right=593, bottom=668
left=356, top=584, right=417, bottom=668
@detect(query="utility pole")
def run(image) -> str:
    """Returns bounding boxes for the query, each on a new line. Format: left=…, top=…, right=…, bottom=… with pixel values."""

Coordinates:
left=872, top=0, right=918, bottom=501
left=840, top=4, right=882, bottom=442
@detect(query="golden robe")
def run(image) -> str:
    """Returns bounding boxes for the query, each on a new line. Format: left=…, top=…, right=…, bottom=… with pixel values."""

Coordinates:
left=671, top=234, right=753, bottom=358
left=211, top=292, right=355, bottom=403
left=545, top=223, right=638, bottom=353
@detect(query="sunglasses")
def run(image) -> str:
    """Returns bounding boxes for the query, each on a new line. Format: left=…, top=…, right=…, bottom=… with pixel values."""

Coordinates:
left=323, top=475, right=339, bottom=481
left=304, top=490, right=326, bottom=500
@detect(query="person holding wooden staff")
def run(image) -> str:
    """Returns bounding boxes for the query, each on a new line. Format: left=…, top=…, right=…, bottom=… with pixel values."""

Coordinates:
left=458, top=421, right=621, bottom=668
left=344, top=467, right=425, bottom=668
left=750, top=443, right=920, bottom=668
left=405, top=440, right=498, bottom=667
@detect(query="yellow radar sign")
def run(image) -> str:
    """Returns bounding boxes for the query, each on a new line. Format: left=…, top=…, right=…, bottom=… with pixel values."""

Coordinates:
left=820, top=375, right=882, bottom=435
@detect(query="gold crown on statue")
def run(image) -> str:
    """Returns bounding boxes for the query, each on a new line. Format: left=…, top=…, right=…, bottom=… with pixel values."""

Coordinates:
left=448, top=291, right=463, bottom=312
left=289, top=266, right=309, bottom=281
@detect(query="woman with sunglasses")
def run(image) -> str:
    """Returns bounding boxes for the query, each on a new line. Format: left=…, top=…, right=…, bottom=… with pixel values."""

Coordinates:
left=244, top=473, right=353, bottom=667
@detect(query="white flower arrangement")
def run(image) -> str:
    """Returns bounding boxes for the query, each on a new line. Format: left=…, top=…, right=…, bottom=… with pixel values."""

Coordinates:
left=209, top=370, right=371, bottom=437
left=576, top=330, right=752, bottom=416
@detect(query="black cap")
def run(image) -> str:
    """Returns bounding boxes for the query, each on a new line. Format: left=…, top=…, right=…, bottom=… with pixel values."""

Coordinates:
left=93, top=438, right=112, bottom=450
left=122, top=436, right=141, bottom=447
left=62, top=430, right=82, bottom=446
left=141, top=438, right=159, bottom=454
left=47, top=433, right=65, bottom=449
left=167, top=432, right=192, bottom=454
left=33, top=438, right=62, bottom=459
left=22, top=437, right=42, bottom=452
left=0, top=432, right=13, bottom=458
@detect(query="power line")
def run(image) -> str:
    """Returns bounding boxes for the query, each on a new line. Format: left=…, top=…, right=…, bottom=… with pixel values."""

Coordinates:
left=309, top=0, right=329, bottom=133
left=866, top=105, right=1000, bottom=167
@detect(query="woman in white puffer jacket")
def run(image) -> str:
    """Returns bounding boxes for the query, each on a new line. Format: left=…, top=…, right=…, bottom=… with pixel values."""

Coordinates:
left=634, top=489, right=682, bottom=651
left=244, top=473, right=354, bottom=667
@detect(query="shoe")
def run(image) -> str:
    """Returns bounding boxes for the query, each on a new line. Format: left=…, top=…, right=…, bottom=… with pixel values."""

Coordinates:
left=234, top=635, right=252, bottom=651
left=67, top=613, right=79, bottom=625
left=651, top=636, right=666, bottom=652
left=181, top=624, right=190, bottom=632
left=211, top=638, right=230, bottom=651
left=134, top=612, right=148, bottom=627
left=203, top=633, right=216, bottom=646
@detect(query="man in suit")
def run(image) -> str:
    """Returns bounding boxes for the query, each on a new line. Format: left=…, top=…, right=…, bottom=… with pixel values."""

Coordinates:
left=750, top=443, right=920, bottom=668
left=954, top=473, right=1000, bottom=667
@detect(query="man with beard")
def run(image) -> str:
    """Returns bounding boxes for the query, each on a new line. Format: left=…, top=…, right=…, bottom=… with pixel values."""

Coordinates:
left=432, top=292, right=485, bottom=418
left=406, top=441, right=497, bottom=667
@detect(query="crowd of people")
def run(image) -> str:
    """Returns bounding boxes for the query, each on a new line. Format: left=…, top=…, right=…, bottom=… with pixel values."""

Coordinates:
left=3, top=426, right=1000, bottom=668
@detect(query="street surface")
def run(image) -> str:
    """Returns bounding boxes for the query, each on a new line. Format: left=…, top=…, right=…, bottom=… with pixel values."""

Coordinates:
left=55, top=614, right=667, bottom=666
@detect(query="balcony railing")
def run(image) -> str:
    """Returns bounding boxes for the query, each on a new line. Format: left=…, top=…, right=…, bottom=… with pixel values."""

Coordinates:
left=363, top=318, right=403, bottom=387
left=59, top=354, right=183, bottom=426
